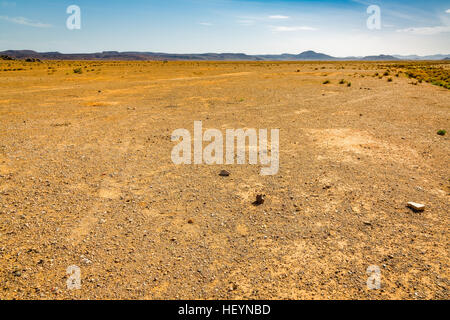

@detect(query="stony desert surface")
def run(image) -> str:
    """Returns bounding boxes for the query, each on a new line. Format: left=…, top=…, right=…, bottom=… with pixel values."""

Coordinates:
left=0, top=60, right=449, bottom=300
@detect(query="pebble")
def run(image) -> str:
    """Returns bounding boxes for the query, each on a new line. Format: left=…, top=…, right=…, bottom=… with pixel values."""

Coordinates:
left=219, top=170, right=230, bottom=177
left=254, top=194, right=265, bottom=206
left=407, top=202, right=425, bottom=212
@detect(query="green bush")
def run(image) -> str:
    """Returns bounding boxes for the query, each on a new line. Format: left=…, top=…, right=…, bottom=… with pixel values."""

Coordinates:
left=437, top=130, right=446, bottom=136
left=73, top=68, right=83, bottom=74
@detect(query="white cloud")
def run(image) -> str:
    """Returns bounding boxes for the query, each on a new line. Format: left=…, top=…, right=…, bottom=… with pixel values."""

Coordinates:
left=396, top=26, right=450, bottom=35
left=0, top=15, right=52, bottom=28
left=269, top=15, right=289, bottom=20
left=271, top=26, right=317, bottom=32
left=237, top=20, right=255, bottom=26
left=199, top=22, right=212, bottom=26
left=446, top=9, right=450, bottom=13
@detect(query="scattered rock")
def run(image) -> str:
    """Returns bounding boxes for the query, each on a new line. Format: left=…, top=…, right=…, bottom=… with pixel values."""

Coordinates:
left=253, top=194, right=265, bottom=206
left=219, top=170, right=230, bottom=177
left=407, top=202, right=425, bottom=212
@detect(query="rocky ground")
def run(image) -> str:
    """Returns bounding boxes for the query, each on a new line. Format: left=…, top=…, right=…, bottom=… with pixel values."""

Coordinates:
left=0, top=60, right=448, bottom=299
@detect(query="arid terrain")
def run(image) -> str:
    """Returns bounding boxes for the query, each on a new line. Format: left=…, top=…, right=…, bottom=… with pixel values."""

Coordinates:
left=0, top=60, right=448, bottom=300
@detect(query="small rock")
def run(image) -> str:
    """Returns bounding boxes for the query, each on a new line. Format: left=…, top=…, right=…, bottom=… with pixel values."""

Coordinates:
left=253, top=194, right=265, bottom=206
left=219, top=170, right=230, bottom=177
left=407, top=202, right=425, bottom=212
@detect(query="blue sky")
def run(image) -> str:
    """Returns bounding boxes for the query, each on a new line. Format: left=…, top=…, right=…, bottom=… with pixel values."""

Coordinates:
left=0, top=0, right=449, bottom=56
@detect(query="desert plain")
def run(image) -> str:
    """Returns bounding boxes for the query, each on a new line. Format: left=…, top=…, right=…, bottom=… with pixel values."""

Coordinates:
left=0, top=60, right=449, bottom=299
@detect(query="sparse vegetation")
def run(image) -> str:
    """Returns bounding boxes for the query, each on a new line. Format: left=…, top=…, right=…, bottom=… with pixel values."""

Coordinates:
left=25, top=58, right=41, bottom=62
left=0, top=60, right=448, bottom=300
left=73, top=67, right=83, bottom=74
left=1, top=55, right=14, bottom=60
left=394, top=63, right=450, bottom=89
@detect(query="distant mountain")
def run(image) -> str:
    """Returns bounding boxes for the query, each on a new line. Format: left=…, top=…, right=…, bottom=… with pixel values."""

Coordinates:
left=254, top=50, right=337, bottom=61
left=360, top=54, right=400, bottom=61
left=393, top=54, right=450, bottom=60
left=1, top=50, right=448, bottom=61
left=295, top=50, right=337, bottom=60
left=0, top=50, right=262, bottom=61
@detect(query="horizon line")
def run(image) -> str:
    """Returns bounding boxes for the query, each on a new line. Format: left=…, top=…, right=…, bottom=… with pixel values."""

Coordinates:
left=2, top=49, right=450, bottom=58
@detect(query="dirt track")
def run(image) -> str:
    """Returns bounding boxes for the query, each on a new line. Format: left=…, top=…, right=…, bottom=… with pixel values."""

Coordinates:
left=0, top=60, right=449, bottom=299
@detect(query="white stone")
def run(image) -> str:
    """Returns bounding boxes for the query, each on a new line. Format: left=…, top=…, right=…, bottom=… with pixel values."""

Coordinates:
left=407, top=202, right=425, bottom=212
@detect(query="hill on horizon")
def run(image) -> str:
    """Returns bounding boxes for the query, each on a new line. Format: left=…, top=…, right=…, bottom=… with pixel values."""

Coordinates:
left=1, top=50, right=448, bottom=61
